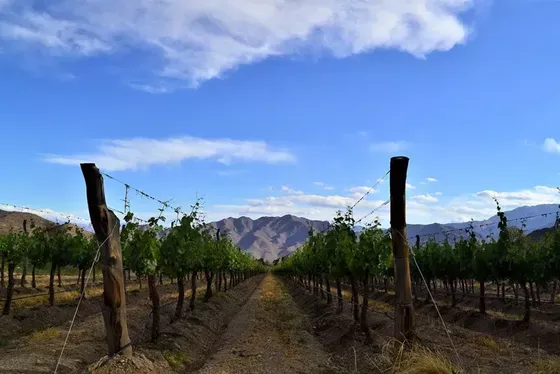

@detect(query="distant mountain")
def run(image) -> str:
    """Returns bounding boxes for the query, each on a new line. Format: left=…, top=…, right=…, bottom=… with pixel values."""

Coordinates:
left=407, top=204, right=560, bottom=245
left=208, top=215, right=329, bottom=262
left=0, top=209, right=93, bottom=237
left=406, top=223, right=467, bottom=245
left=527, top=227, right=554, bottom=242
left=210, top=204, right=559, bottom=260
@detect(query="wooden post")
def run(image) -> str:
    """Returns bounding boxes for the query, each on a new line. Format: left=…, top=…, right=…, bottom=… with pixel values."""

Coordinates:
left=81, top=163, right=132, bottom=357
left=390, top=156, right=414, bottom=342
left=412, top=234, right=420, bottom=301
left=21, top=220, right=28, bottom=287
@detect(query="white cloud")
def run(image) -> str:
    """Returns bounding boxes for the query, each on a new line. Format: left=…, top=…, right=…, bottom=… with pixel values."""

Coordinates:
left=0, top=203, right=92, bottom=227
left=434, top=192, right=442, bottom=196
left=349, top=186, right=376, bottom=196
left=281, top=186, right=304, bottom=195
left=476, top=186, right=559, bottom=208
left=410, top=194, right=438, bottom=203
left=249, top=191, right=386, bottom=211
left=128, top=83, right=171, bottom=94
left=42, top=136, right=295, bottom=171
left=0, top=11, right=112, bottom=56
left=0, top=0, right=474, bottom=90
left=207, top=185, right=560, bottom=225
left=426, top=177, right=438, bottom=183
left=543, top=138, right=560, bottom=154
left=314, top=181, right=334, bottom=190
left=212, top=192, right=390, bottom=223
left=406, top=183, right=415, bottom=189
left=370, top=141, right=408, bottom=153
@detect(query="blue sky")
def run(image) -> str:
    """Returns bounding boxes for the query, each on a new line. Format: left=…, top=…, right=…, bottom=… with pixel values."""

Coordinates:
left=0, top=0, right=559, bottom=227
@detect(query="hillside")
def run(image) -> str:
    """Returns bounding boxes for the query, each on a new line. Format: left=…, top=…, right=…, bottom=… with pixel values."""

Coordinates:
left=527, top=226, right=556, bottom=241
left=0, top=209, right=93, bottom=237
left=209, top=215, right=329, bottom=261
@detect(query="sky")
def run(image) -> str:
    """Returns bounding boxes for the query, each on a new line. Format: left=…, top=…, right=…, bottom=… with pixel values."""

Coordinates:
left=0, top=0, right=559, bottom=228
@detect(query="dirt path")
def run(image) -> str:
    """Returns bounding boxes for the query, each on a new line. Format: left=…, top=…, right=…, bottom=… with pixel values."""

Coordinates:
left=197, top=274, right=332, bottom=374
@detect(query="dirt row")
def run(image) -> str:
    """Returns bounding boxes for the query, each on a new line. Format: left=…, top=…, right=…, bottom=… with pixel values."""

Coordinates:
left=0, top=278, right=201, bottom=342
left=197, top=274, right=333, bottom=374
left=384, top=291, right=560, bottom=354
left=3, top=273, right=559, bottom=374
left=327, top=280, right=560, bottom=356
left=0, top=275, right=261, bottom=373
left=340, top=280, right=560, bottom=323
left=286, top=277, right=560, bottom=374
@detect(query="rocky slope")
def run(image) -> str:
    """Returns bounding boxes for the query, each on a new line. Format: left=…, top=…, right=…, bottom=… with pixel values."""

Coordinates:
left=208, top=215, right=329, bottom=261
left=0, top=209, right=93, bottom=237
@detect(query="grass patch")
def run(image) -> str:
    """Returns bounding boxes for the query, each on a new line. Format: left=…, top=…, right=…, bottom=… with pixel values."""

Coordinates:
left=10, top=285, right=107, bottom=313
left=373, top=340, right=464, bottom=374
left=13, top=290, right=82, bottom=312
left=260, top=276, right=308, bottom=345
left=163, top=350, right=191, bottom=369
left=471, top=335, right=500, bottom=352
left=369, top=299, right=393, bottom=313
left=30, top=327, right=60, bottom=342
left=487, top=310, right=523, bottom=321
left=533, top=358, right=560, bottom=374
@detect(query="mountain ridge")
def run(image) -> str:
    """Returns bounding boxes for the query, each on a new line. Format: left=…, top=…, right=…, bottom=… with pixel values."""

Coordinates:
left=208, top=204, right=559, bottom=261
left=0, top=209, right=94, bottom=238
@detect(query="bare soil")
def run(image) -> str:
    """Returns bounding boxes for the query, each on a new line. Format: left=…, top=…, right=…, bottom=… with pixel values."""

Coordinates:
left=197, top=274, right=332, bottom=374
left=0, top=275, right=257, bottom=373
left=286, top=278, right=560, bottom=374
left=3, top=273, right=559, bottom=374
left=370, top=289, right=560, bottom=356
left=334, top=280, right=560, bottom=357
left=0, top=278, right=183, bottom=341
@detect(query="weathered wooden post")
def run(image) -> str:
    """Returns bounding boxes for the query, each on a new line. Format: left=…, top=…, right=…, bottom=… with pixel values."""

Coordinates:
left=81, top=163, right=132, bottom=357
left=21, top=220, right=28, bottom=287
left=390, top=156, right=414, bottom=342
left=413, top=234, right=420, bottom=301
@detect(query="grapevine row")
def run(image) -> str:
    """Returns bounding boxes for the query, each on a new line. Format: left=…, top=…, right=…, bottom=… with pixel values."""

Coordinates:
left=273, top=200, right=560, bottom=345
left=0, top=200, right=266, bottom=345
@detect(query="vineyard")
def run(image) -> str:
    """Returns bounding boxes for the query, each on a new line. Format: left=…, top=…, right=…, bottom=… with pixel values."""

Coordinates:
left=275, top=199, right=560, bottom=324
left=0, top=158, right=559, bottom=373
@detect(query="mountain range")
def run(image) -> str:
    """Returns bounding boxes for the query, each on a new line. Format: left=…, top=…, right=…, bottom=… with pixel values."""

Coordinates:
left=1, top=204, right=558, bottom=261
left=209, top=204, right=559, bottom=261
left=208, top=215, right=330, bottom=261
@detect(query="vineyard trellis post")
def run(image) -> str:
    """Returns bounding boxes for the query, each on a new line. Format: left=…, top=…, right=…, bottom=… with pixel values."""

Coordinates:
left=21, top=219, right=28, bottom=287
left=390, top=156, right=415, bottom=342
left=81, top=163, right=132, bottom=358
